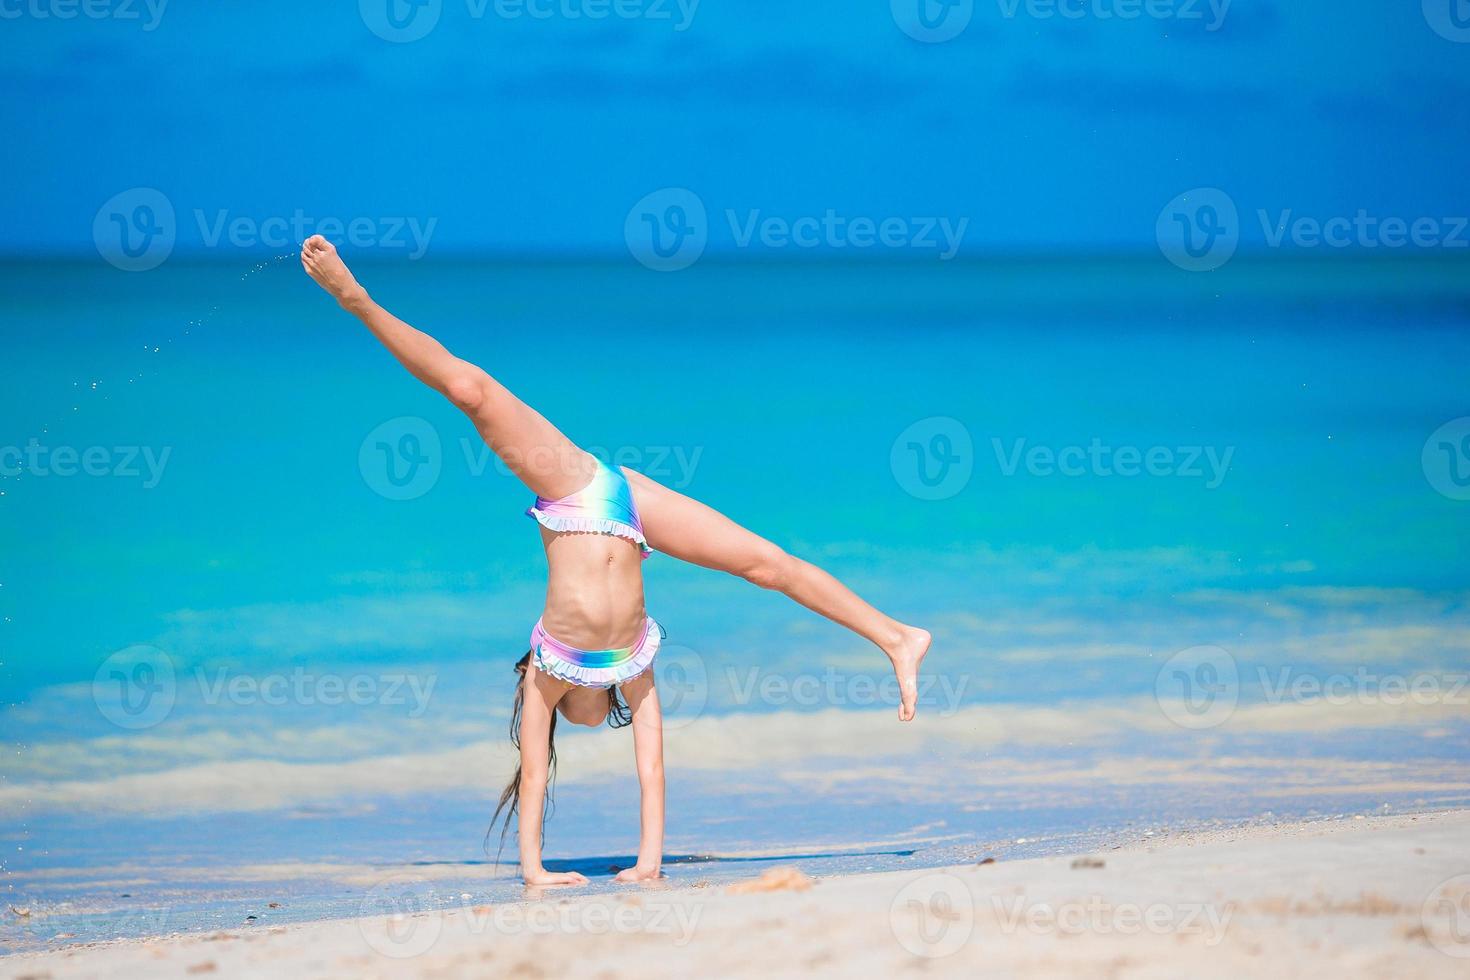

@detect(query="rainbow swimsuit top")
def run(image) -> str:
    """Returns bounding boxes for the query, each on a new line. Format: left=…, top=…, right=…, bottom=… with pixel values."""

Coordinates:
left=526, top=455, right=653, bottom=559
left=526, top=455, right=661, bottom=687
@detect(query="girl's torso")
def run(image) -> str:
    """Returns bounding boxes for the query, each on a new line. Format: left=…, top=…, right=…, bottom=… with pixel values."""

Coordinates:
left=538, top=528, right=647, bottom=650
left=527, top=456, right=651, bottom=650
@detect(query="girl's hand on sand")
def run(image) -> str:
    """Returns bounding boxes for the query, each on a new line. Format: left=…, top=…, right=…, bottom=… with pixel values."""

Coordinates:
left=614, top=865, right=664, bottom=884
left=522, top=869, right=588, bottom=887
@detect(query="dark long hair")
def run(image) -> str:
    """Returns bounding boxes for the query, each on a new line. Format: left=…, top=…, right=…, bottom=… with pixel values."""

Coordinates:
left=487, top=651, right=634, bottom=859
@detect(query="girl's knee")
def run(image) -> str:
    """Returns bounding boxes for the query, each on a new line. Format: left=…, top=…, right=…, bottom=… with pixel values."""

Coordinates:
left=742, top=545, right=793, bottom=591
left=443, top=369, right=486, bottom=415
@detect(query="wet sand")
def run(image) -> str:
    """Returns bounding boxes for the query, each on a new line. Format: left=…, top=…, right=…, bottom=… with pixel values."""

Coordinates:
left=4, top=809, right=1468, bottom=979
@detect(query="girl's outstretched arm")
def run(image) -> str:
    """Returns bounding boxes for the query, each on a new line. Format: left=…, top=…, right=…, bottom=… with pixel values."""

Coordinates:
left=615, top=670, right=665, bottom=882
left=518, top=666, right=588, bottom=887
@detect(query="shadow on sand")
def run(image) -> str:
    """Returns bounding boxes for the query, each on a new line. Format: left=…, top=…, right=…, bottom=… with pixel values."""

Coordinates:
left=401, top=847, right=918, bottom=878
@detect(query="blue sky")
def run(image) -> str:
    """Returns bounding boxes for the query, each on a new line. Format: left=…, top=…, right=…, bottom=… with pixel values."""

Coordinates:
left=3, top=0, right=1468, bottom=256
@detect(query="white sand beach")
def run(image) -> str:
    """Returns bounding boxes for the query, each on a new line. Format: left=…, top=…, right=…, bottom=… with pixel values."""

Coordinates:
left=5, top=809, right=1468, bottom=979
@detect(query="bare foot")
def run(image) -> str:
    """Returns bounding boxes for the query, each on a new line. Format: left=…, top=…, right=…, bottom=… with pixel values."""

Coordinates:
left=886, top=626, right=931, bottom=722
left=300, top=235, right=368, bottom=313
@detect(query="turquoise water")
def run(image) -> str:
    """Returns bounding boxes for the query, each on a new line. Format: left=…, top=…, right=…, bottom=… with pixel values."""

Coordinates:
left=2, top=256, right=1468, bottom=952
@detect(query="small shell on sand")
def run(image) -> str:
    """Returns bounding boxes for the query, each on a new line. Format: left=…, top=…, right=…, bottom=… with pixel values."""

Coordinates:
left=726, top=868, right=814, bottom=895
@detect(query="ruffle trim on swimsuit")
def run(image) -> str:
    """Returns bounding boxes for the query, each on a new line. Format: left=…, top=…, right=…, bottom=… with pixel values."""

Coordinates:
left=531, top=617, right=664, bottom=689
left=525, top=508, right=653, bottom=559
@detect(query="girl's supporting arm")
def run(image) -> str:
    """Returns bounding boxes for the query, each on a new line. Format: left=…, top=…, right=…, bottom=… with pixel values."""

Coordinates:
left=518, top=667, right=588, bottom=887
left=616, top=670, right=665, bottom=882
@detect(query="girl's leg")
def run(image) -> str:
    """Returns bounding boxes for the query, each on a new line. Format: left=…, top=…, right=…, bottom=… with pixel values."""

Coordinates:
left=624, top=470, right=932, bottom=721
left=301, top=235, right=594, bottom=500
